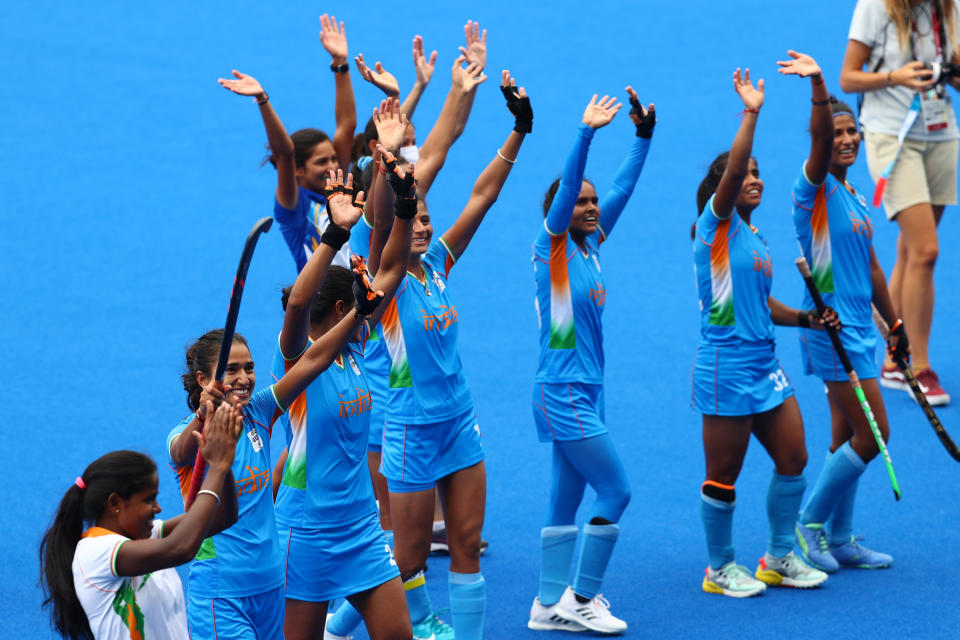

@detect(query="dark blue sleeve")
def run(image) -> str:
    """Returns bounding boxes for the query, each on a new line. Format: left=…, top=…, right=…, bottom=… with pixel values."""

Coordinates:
left=597, top=136, right=650, bottom=240
left=543, top=124, right=596, bottom=236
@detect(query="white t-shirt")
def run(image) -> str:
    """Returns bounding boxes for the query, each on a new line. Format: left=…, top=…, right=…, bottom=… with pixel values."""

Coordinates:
left=849, top=0, right=959, bottom=140
left=72, top=520, right=188, bottom=640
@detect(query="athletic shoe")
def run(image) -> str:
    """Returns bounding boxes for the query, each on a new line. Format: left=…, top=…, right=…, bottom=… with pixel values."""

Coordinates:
left=830, top=536, right=893, bottom=569
left=754, top=551, right=828, bottom=588
left=701, top=562, right=766, bottom=598
left=795, top=522, right=839, bottom=573
left=323, top=613, right=354, bottom=640
left=880, top=362, right=908, bottom=391
left=911, top=368, right=950, bottom=406
left=528, top=596, right=587, bottom=632
left=429, top=525, right=489, bottom=554
left=555, top=586, right=627, bottom=634
left=412, top=613, right=453, bottom=640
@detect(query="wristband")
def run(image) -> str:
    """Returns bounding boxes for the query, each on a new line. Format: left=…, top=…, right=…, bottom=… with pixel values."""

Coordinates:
left=890, top=318, right=904, bottom=335
left=196, top=489, right=221, bottom=505
left=811, top=98, right=830, bottom=106
left=798, top=310, right=812, bottom=328
left=811, top=74, right=824, bottom=86
left=255, top=92, right=269, bottom=105
left=330, top=63, right=349, bottom=74
left=320, top=223, right=350, bottom=250
left=743, top=108, right=760, bottom=115
left=886, top=71, right=893, bottom=87
left=395, top=197, right=418, bottom=220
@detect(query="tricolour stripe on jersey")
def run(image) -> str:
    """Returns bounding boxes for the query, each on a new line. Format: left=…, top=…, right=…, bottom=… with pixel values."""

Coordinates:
left=549, top=235, right=576, bottom=349
left=380, top=296, right=413, bottom=388
left=281, top=393, right=308, bottom=490
left=708, top=219, right=735, bottom=326
left=811, top=184, right=834, bottom=294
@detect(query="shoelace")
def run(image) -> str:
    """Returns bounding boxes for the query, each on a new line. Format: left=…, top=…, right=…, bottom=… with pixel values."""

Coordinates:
left=720, top=563, right=752, bottom=583
left=591, top=594, right=612, bottom=614
left=813, top=527, right=831, bottom=552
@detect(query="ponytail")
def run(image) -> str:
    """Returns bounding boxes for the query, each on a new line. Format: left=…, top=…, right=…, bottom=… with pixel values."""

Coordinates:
left=39, top=451, right=156, bottom=640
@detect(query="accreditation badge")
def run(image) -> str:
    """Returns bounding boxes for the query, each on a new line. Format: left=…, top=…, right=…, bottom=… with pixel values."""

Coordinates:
left=921, top=89, right=950, bottom=132
left=247, top=428, right=264, bottom=452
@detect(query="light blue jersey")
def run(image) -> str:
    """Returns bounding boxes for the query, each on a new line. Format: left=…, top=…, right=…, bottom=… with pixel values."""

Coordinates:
left=274, top=332, right=379, bottom=529
left=792, top=163, right=875, bottom=327
left=694, top=195, right=775, bottom=346
left=533, top=125, right=649, bottom=384
left=379, top=239, right=473, bottom=424
left=165, top=387, right=284, bottom=598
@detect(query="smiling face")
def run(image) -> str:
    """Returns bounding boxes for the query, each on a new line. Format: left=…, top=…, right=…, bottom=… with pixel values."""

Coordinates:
left=113, top=472, right=160, bottom=540
left=569, top=181, right=600, bottom=238
left=297, top=140, right=339, bottom=193
left=196, top=342, right=256, bottom=408
left=411, top=201, right=433, bottom=256
left=735, top=158, right=763, bottom=212
left=831, top=114, right=861, bottom=171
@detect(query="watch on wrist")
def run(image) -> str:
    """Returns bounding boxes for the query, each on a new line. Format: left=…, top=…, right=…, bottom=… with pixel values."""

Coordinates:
left=330, top=63, right=349, bottom=74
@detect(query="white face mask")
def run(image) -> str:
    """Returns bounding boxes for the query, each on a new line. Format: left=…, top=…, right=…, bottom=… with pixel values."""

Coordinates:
left=399, top=145, right=419, bottom=165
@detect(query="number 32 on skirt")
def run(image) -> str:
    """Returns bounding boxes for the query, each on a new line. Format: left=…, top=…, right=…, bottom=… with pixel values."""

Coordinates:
left=769, top=369, right=789, bottom=392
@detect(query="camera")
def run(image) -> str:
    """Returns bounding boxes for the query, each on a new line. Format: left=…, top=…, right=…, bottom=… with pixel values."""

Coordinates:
left=927, top=61, right=960, bottom=85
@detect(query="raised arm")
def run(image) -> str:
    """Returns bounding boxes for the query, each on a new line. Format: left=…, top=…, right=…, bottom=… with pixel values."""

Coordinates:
left=778, top=50, right=832, bottom=185
left=320, top=14, right=357, bottom=170
left=596, top=86, right=655, bottom=239
left=440, top=71, right=531, bottom=259
left=362, top=148, right=417, bottom=328
left=415, top=51, right=487, bottom=196
left=218, top=70, right=297, bottom=209
left=354, top=54, right=401, bottom=98
left=366, top=100, right=409, bottom=274
left=544, top=94, right=621, bottom=236
left=279, top=170, right=365, bottom=359
left=713, top=68, right=764, bottom=218
left=400, top=35, right=438, bottom=118
left=115, top=403, right=242, bottom=576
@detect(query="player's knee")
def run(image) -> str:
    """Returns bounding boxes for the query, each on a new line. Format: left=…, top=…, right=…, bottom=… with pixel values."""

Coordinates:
left=447, top=527, right=483, bottom=565
left=908, top=240, right=939, bottom=269
left=778, top=447, right=808, bottom=476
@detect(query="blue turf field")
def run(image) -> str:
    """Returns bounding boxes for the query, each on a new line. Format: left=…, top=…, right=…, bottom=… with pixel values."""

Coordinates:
left=4, top=2, right=960, bottom=638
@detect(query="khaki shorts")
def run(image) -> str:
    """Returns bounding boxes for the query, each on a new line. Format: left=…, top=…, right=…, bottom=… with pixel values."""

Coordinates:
left=863, top=130, right=958, bottom=220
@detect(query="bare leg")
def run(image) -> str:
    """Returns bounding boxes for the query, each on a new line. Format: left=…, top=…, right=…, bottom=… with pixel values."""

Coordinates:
left=368, top=451, right=392, bottom=531
left=752, top=396, right=808, bottom=476
left=702, top=415, right=753, bottom=485
left=824, top=379, right=890, bottom=461
left=348, top=577, right=412, bottom=640
left=284, top=599, right=329, bottom=640
left=389, top=489, right=435, bottom=578
left=893, top=202, right=941, bottom=371
left=436, top=461, right=486, bottom=574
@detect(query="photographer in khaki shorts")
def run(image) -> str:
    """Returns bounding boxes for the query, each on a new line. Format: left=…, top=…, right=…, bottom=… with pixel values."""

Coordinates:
left=841, top=0, right=960, bottom=405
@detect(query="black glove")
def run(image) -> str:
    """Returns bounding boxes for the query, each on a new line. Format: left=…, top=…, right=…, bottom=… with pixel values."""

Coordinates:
left=320, top=222, right=350, bottom=251
left=799, top=306, right=842, bottom=331
left=501, top=85, right=533, bottom=134
left=351, top=257, right=383, bottom=316
left=629, top=95, right=656, bottom=139
left=382, top=154, right=418, bottom=220
left=888, top=319, right=910, bottom=363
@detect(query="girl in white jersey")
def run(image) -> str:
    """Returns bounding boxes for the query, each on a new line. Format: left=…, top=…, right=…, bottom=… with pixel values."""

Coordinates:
left=40, top=402, right=242, bottom=640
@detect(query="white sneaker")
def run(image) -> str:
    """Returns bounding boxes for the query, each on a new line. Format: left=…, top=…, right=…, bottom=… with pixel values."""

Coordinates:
left=555, top=586, right=627, bottom=634
left=755, top=551, right=828, bottom=588
left=702, top=561, right=766, bottom=598
left=324, top=613, right=354, bottom=640
left=528, top=596, right=587, bottom=632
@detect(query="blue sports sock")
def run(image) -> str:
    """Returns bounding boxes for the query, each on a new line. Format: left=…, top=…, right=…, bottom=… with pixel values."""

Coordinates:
left=701, top=491, right=735, bottom=570
left=572, top=523, right=619, bottom=599
left=403, top=570, right=432, bottom=626
left=449, top=571, right=485, bottom=640
left=766, top=472, right=806, bottom=557
left=828, top=474, right=859, bottom=546
left=325, top=600, right=363, bottom=637
left=800, top=442, right=866, bottom=525
left=538, top=525, right=578, bottom=606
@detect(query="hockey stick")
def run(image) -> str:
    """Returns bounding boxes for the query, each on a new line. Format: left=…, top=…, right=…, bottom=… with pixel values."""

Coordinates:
left=872, top=309, right=960, bottom=462
left=795, top=257, right=901, bottom=500
left=186, top=216, right=273, bottom=508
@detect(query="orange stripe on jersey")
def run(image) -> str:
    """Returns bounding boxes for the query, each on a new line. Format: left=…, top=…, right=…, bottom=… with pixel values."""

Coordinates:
left=709, top=219, right=730, bottom=268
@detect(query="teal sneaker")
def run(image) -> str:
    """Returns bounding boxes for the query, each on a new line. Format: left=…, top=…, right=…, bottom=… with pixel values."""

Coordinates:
left=795, top=522, right=839, bottom=573
left=830, top=536, right=893, bottom=569
left=702, top=562, right=766, bottom=598
left=412, top=613, right=454, bottom=640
